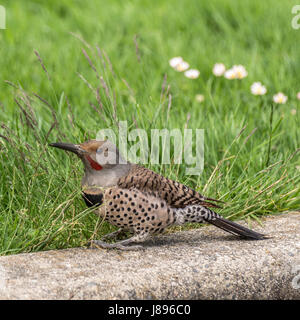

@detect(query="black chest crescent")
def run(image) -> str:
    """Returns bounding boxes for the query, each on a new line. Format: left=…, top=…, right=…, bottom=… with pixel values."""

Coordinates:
left=82, top=192, right=103, bottom=207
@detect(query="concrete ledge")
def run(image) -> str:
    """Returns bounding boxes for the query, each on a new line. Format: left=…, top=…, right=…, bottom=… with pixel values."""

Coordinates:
left=0, top=212, right=299, bottom=299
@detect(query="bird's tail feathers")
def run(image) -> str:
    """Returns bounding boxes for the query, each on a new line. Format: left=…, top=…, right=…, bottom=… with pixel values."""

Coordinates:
left=208, top=216, right=268, bottom=240
left=174, top=204, right=268, bottom=240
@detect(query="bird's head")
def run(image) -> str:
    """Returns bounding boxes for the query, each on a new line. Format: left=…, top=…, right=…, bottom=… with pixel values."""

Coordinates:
left=49, top=139, right=124, bottom=172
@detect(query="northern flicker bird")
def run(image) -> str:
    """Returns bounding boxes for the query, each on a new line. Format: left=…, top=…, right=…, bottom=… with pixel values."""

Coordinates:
left=50, top=139, right=267, bottom=250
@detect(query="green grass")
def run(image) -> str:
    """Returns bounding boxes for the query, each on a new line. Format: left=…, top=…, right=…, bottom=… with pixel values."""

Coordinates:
left=0, top=0, right=299, bottom=255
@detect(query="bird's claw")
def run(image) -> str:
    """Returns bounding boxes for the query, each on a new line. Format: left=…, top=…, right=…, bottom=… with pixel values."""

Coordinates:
left=101, top=229, right=127, bottom=241
left=88, top=240, right=144, bottom=251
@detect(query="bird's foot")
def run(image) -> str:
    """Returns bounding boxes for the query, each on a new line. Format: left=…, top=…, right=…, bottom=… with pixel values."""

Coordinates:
left=88, top=240, right=144, bottom=251
left=101, top=228, right=127, bottom=241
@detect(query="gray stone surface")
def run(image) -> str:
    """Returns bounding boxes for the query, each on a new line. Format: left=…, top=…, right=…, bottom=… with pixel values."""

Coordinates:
left=0, top=212, right=299, bottom=300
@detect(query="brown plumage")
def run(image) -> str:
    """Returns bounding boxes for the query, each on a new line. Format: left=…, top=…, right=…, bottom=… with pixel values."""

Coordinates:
left=50, top=139, right=267, bottom=250
left=118, top=164, right=223, bottom=208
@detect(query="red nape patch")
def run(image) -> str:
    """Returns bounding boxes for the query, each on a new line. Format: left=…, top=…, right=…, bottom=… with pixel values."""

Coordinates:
left=86, top=155, right=103, bottom=171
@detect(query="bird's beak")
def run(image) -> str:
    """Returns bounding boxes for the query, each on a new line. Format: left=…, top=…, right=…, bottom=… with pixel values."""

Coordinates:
left=49, top=142, right=86, bottom=155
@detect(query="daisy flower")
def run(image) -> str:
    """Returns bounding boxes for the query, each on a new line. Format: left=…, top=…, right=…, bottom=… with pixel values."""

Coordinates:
left=250, top=82, right=267, bottom=95
left=232, top=65, right=248, bottom=79
left=291, top=109, right=297, bottom=115
left=169, top=57, right=189, bottom=72
left=224, top=65, right=247, bottom=79
left=224, top=68, right=236, bottom=80
left=273, top=92, right=288, bottom=104
left=169, top=57, right=183, bottom=68
left=184, top=69, right=200, bottom=79
left=195, top=94, right=205, bottom=102
left=212, top=63, right=226, bottom=76
left=174, top=61, right=190, bottom=72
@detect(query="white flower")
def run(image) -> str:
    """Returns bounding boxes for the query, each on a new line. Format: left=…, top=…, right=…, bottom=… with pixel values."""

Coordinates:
left=224, top=64, right=247, bottom=80
left=169, top=57, right=190, bottom=72
left=169, top=57, right=183, bottom=68
left=273, top=92, right=288, bottom=104
left=297, top=92, right=300, bottom=100
left=224, top=69, right=236, bottom=80
left=232, top=65, right=248, bottom=79
left=184, top=69, right=200, bottom=79
left=291, top=108, right=297, bottom=115
left=195, top=94, right=205, bottom=102
left=213, top=63, right=226, bottom=76
left=250, top=82, right=267, bottom=95
left=174, top=61, right=190, bottom=72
